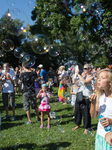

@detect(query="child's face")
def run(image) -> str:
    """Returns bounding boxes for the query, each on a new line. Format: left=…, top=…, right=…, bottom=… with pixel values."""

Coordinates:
left=97, top=71, right=110, bottom=90
left=42, top=86, right=47, bottom=92
left=3, top=65, right=9, bottom=72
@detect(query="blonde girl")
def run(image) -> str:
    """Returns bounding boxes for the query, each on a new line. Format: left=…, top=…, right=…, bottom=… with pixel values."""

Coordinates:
left=90, top=68, right=112, bottom=150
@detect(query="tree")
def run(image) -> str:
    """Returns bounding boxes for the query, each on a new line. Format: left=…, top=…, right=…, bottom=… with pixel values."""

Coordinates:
left=0, top=11, right=26, bottom=68
left=30, top=0, right=112, bottom=68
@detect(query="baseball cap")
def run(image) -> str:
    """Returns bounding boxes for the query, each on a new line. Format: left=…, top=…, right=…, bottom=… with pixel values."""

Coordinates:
left=38, top=64, right=43, bottom=68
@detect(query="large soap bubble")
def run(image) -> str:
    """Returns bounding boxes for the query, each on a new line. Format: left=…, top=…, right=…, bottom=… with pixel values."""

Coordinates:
left=63, top=0, right=89, bottom=15
left=14, top=47, right=24, bottom=58
left=0, top=50, right=5, bottom=57
left=28, top=0, right=36, bottom=10
left=6, top=0, right=15, bottom=6
left=64, top=60, right=83, bottom=76
left=88, top=2, right=102, bottom=17
left=22, top=54, right=35, bottom=68
left=2, top=39, right=14, bottom=52
left=91, top=44, right=99, bottom=55
left=6, top=8, right=28, bottom=35
left=48, top=44, right=60, bottom=57
left=31, top=34, right=50, bottom=55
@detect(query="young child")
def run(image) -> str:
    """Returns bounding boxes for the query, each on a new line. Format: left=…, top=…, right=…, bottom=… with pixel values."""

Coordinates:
left=70, top=82, right=79, bottom=111
left=46, top=78, right=54, bottom=93
left=90, top=68, right=112, bottom=150
left=37, top=84, right=51, bottom=129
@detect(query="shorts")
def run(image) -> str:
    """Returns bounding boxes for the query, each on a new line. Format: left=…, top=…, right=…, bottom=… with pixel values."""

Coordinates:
left=23, top=90, right=38, bottom=111
left=2, top=92, right=15, bottom=107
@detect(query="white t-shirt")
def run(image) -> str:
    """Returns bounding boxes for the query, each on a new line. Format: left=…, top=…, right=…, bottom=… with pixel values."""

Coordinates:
left=2, top=69, right=15, bottom=93
left=97, top=93, right=112, bottom=137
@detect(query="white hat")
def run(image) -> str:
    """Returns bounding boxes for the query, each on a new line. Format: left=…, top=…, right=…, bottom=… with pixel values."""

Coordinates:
left=38, top=64, right=43, bottom=68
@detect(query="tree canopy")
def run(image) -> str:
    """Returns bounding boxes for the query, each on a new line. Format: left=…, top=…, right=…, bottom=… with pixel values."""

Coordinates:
left=0, top=0, right=112, bottom=69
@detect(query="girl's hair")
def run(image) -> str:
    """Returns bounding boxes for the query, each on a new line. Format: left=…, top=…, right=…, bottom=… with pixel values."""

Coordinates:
left=59, top=66, right=65, bottom=71
left=95, top=68, right=112, bottom=98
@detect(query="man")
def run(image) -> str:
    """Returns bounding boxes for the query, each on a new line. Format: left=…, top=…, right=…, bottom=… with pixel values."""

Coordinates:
left=20, top=63, right=40, bottom=124
left=38, top=64, right=47, bottom=83
left=1, top=63, right=16, bottom=120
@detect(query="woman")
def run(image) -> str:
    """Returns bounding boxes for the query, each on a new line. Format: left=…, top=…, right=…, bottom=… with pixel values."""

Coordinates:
left=72, top=64, right=94, bottom=134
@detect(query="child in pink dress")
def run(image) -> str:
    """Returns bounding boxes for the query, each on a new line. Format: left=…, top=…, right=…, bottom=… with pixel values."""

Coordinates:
left=36, top=84, right=51, bottom=129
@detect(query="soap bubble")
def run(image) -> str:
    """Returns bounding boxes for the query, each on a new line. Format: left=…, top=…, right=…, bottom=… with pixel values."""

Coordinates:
left=2, top=39, right=14, bottom=52
left=91, top=44, right=99, bottom=55
left=88, top=2, right=102, bottom=17
left=0, top=50, right=5, bottom=57
left=6, top=0, right=15, bottom=6
left=28, top=0, right=36, bottom=10
left=80, top=104, right=85, bottom=109
left=87, top=128, right=95, bottom=137
left=64, top=60, right=83, bottom=75
left=22, top=54, right=35, bottom=68
left=7, top=8, right=29, bottom=35
left=66, top=95, right=71, bottom=104
left=31, top=34, right=50, bottom=55
left=50, top=111, right=56, bottom=119
left=52, top=116, right=62, bottom=126
left=20, top=52, right=28, bottom=58
left=48, top=44, right=60, bottom=57
left=14, top=47, right=23, bottom=58
left=63, top=0, right=89, bottom=15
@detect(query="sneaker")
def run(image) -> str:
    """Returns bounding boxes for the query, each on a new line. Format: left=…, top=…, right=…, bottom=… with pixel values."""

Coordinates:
left=40, top=124, right=44, bottom=128
left=38, top=118, right=41, bottom=122
left=47, top=125, right=51, bottom=129
left=25, top=121, right=32, bottom=124
left=3, top=115, right=10, bottom=120
left=10, top=115, right=16, bottom=121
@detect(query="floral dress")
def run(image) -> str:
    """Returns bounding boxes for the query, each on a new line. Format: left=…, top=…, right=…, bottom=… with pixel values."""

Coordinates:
left=39, top=92, right=51, bottom=112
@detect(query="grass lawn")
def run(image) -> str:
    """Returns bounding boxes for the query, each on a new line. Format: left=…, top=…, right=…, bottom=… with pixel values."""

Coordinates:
left=0, top=87, right=98, bottom=150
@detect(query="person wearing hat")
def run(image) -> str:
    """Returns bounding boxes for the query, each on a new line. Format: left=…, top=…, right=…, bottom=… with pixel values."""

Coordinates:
left=38, top=64, right=47, bottom=83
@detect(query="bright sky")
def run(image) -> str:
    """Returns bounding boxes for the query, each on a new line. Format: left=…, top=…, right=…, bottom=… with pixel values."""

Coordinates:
left=0, top=0, right=36, bottom=26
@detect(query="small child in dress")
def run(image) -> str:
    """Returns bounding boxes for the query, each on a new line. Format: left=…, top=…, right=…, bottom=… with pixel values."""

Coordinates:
left=36, top=84, right=51, bottom=129
left=46, top=78, right=54, bottom=93
left=70, top=82, right=79, bottom=111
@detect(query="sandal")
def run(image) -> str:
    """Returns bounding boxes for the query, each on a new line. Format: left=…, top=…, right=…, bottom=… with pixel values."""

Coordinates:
left=47, top=125, right=50, bottom=129
left=40, top=124, right=44, bottom=128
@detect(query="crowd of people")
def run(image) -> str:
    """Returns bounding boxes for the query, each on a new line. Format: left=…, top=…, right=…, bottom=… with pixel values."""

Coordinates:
left=0, top=62, right=112, bottom=149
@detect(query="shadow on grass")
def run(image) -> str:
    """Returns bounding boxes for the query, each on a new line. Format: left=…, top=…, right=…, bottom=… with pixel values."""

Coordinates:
left=54, top=106, right=73, bottom=112
left=91, top=123, right=97, bottom=130
left=0, top=141, right=71, bottom=150
left=1, top=122, right=24, bottom=130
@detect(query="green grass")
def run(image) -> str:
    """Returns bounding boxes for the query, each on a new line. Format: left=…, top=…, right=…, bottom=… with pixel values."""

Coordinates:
left=0, top=88, right=98, bottom=150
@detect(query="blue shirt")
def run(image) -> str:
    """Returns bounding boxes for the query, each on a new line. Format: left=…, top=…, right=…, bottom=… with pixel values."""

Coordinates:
left=40, top=69, right=47, bottom=83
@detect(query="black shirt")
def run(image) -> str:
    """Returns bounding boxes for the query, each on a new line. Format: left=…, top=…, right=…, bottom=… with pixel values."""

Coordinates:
left=20, top=71, right=37, bottom=93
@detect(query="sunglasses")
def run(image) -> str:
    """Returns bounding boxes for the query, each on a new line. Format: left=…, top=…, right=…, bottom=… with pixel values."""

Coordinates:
left=83, top=68, right=88, bottom=70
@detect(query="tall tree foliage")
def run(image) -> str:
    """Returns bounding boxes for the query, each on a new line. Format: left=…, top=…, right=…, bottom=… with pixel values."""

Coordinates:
left=30, top=0, right=112, bottom=68
left=0, top=11, right=26, bottom=67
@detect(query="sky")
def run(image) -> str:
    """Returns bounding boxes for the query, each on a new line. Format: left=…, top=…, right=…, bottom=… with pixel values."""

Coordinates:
left=0, top=0, right=36, bottom=26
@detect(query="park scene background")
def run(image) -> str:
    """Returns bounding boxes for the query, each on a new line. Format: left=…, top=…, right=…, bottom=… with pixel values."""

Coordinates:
left=0, top=0, right=112, bottom=149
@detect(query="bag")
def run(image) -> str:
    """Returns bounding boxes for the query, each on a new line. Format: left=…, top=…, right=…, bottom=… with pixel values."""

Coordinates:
left=76, top=91, right=83, bottom=104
